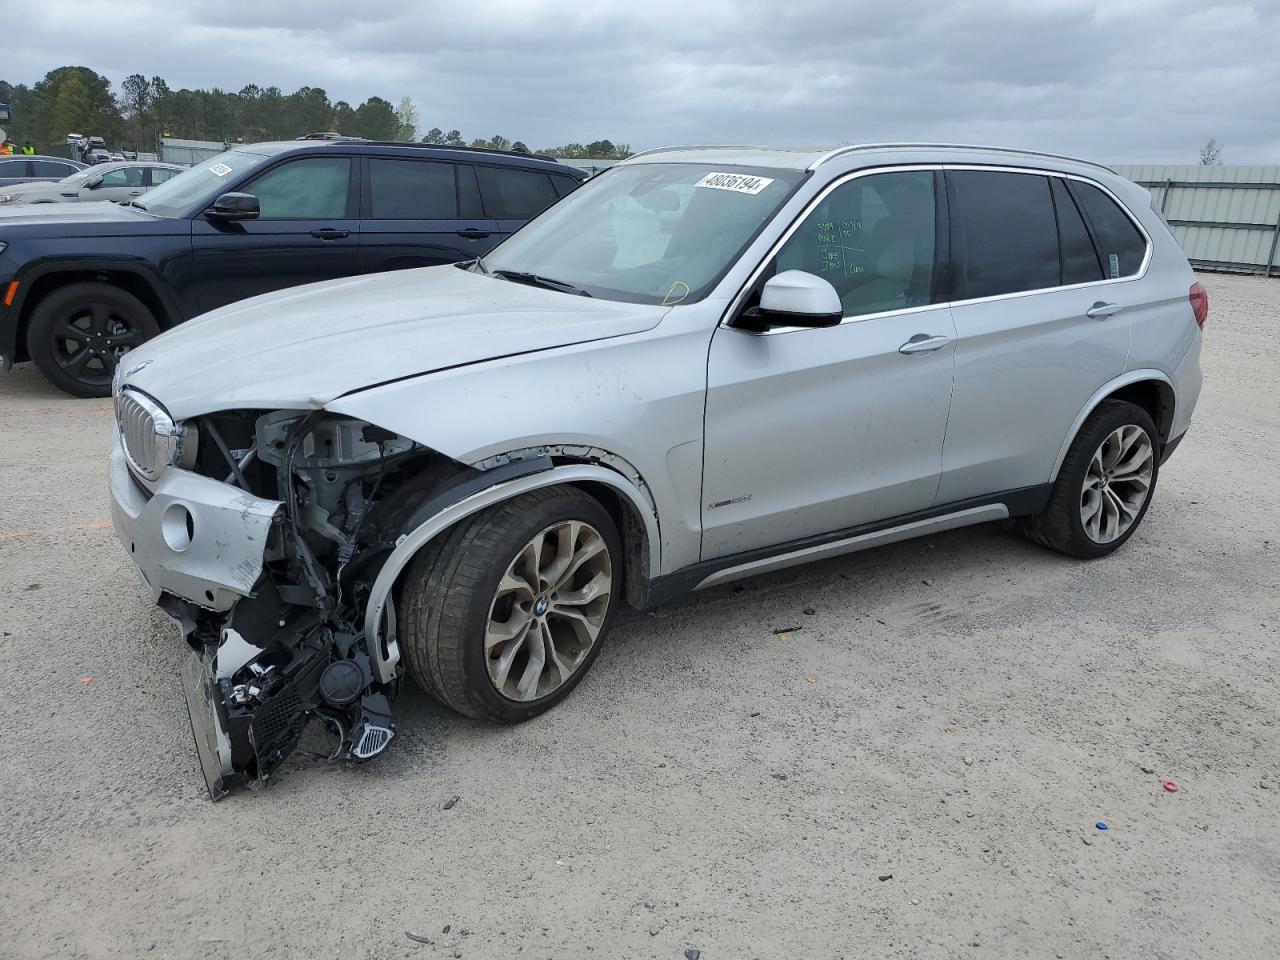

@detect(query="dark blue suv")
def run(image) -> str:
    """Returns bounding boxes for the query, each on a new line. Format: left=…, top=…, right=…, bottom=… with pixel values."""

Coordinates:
left=0, top=140, right=585, bottom=396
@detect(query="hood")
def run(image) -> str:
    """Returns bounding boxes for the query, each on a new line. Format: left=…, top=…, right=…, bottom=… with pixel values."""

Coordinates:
left=0, top=200, right=177, bottom=234
left=0, top=181, right=78, bottom=205
left=120, top=264, right=670, bottom=420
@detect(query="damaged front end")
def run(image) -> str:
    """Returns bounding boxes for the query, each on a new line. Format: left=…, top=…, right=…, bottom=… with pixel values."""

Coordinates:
left=113, top=395, right=465, bottom=799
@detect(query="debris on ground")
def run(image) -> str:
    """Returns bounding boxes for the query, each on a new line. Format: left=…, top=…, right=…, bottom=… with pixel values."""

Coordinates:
left=1163, top=780, right=1180, bottom=793
left=805, top=676, right=817, bottom=683
left=963, top=757, right=974, bottom=766
left=443, top=795, right=460, bottom=810
left=80, top=677, right=93, bottom=685
left=771, top=772, right=788, bottom=781
left=1141, top=766, right=1155, bottom=774
left=1096, top=822, right=1109, bottom=831
left=643, top=899, right=655, bottom=910
left=772, top=626, right=801, bottom=635
left=405, top=932, right=433, bottom=945
left=442, top=924, right=451, bottom=934
left=685, top=950, right=701, bottom=960
left=803, top=607, right=816, bottom=616
left=878, top=874, right=893, bottom=881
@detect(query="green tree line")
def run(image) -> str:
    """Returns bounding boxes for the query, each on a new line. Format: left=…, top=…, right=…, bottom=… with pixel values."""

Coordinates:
left=1, top=66, right=631, bottom=159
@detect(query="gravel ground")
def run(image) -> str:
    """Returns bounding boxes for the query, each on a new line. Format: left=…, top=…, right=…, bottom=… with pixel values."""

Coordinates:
left=1, top=272, right=1276, bottom=960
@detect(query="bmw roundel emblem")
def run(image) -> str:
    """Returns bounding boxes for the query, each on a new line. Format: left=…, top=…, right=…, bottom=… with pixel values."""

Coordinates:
left=534, top=596, right=549, bottom=616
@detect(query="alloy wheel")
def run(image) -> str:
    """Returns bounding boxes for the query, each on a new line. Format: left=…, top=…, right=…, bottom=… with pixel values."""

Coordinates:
left=484, top=520, right=613, bottom=702
left=1080, top=424, right=1154, bottom=544
left=51, top=303, right=145, bottom=386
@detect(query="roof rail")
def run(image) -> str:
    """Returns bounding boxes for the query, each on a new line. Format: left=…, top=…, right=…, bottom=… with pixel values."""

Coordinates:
left=352, top=141, right=561, bottom=164
left=808, top=142, right=1115, bottom=174
left=624, top=144, right=770, bottom=161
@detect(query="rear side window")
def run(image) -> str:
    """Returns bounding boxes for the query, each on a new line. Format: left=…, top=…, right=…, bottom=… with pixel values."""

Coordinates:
left=1068, top=180, right=1147, bottom=279
left=150, top=167, right=179, bottom=184
left=368, top=159, right=457, bottom=219
left=1051, top=178, right=1103, bottom=285
left=33, top=160, right=75, bottom=177
left=0, top=159, right=28, bottom=176
left=476, top=166, right=559, bottom=218
left=551, top=174, right=581, bottom=198
left=949, top=170, right=1059, bottom=299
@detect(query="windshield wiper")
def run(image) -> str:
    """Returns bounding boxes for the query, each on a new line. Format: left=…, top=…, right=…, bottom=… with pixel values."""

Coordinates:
left=122, top=199, right=148, bottom=211
left=492, top=269, right=592, bottom=297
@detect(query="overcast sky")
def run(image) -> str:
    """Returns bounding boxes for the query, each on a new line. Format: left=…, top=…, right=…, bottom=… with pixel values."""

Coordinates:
left=8, top=0, right=1279, bottom=163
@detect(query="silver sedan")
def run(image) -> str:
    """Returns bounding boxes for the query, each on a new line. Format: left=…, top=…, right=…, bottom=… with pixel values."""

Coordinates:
left=0, top=161, right=186, bottom=206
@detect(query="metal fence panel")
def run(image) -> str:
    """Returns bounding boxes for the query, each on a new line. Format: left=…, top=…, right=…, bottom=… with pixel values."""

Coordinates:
left=159, top=138, right=229, bottom=167
left=1111, top=164, right=1280, bottom=275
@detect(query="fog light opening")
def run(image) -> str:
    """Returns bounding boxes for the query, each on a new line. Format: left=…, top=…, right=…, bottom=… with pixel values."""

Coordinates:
left=161, top=504, right=195, bottom=552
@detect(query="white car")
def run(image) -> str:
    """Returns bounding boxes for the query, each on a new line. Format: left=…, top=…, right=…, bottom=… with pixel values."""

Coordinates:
left=108, top=143, right=1205, bottom=799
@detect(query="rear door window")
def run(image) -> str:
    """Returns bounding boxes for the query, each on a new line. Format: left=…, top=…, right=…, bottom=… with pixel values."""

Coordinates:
left=0, top=159, right=29, bottom=177
left=551, top=174, right=581, bottom=198
left=948, top=170, right=1059, bottom=299
left=1067, top=180, right=1147, bottom=279
left=367, top=158, right=458, bottom=219
left=149, top=167, right=179, bottom=185
left=32, top=160, right=76, bottom=178
left=1051, top=177, right=1103, bottom=285
left=476, top=166, right=560, bottom=218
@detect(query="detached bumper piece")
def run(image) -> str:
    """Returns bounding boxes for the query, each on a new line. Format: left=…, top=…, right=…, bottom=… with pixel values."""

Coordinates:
left=181, top=615, right=395, bottom=802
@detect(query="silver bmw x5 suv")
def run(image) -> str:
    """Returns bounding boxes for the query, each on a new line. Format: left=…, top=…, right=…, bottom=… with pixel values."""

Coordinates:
left=108, top=143, right=1205, bottom=799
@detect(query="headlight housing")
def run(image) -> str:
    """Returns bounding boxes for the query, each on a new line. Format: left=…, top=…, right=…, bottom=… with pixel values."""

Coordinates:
left=116, top=387, right=191, bottom=482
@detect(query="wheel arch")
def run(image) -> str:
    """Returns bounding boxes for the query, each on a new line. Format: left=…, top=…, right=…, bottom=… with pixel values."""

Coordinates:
left=363, top=460, right=661, bottom=684
left=1050, top=369, right=1175, bottom=481
left=7, top=258, right=181, bottom=364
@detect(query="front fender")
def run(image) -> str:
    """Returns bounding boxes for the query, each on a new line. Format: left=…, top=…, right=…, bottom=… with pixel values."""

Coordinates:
left=361, top=462, right=661, bottom=684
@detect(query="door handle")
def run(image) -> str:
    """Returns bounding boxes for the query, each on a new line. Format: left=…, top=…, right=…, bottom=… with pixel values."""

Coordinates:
left=128, top=190, right=142, bottom=196
left=899, top=334, right=952, bottom=355
left=310, top=228, right=350, bottom=240
left=1085, top=301, right=1123, bottom=320
left=456, top=227, right=491, bottom=239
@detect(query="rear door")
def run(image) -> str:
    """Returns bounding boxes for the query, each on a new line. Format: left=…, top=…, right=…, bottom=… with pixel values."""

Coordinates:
left=937, top=168, right=1134, bottom=503
left=357, top=157, right=499, bottom=274
left=189, top=155, right=360, bottom=313
left=475, top=163, right=564, bottom=239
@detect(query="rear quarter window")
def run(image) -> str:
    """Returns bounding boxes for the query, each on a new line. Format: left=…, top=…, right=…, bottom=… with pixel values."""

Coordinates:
left=476, top=166, right=560, bottom=219
left=1067, top=180, right=1147, bottom=279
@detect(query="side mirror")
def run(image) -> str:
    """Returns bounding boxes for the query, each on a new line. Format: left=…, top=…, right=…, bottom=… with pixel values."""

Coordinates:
left=84, top=176, right=103, bottom=189
left=206, top=192, right=260, bottom=221
left=738, top=270, right=843, bottom=331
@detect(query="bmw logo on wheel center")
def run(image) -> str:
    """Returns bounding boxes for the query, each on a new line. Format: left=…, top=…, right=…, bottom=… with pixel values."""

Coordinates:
left=534, top=596, right=549, bottom=616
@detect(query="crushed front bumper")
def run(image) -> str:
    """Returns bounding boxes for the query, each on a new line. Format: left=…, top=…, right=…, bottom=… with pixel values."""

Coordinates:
left=109, top=427, right=280, bottom=612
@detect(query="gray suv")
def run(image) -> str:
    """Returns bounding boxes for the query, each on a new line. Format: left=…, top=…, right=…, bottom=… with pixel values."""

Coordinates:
left=108, top=143, right=1205, bottom=799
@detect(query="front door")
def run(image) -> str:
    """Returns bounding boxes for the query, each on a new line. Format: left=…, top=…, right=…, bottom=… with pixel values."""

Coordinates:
left=190, top=155, right=359, bottom=313
left=701, top=169, right=956, bottom=559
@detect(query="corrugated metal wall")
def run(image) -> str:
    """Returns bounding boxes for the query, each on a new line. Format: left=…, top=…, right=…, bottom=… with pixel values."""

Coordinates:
left=1111, top=165, right=1280, bottom=275
left=158, top=138, right=228, bottom=167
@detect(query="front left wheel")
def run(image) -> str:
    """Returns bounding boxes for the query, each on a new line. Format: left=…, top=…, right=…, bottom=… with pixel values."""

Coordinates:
left=398, top=487, right=621, bottom=723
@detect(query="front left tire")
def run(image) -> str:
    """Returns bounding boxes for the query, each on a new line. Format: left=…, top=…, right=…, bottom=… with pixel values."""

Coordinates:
left=27, top=281, right=159, bottom=398
left=398, top=486, right=621, bottom=723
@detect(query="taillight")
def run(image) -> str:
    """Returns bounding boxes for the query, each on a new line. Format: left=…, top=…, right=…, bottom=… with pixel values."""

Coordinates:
left=1189, top=281, right=1208, bottom=328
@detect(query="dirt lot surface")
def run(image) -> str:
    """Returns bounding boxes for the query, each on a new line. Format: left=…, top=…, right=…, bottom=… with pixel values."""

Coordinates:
left=1, top=272, right=1276, bottom=959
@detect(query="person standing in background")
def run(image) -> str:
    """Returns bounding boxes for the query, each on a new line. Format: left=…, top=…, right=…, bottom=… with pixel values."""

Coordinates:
left=22, top=141, right=35, bottom=155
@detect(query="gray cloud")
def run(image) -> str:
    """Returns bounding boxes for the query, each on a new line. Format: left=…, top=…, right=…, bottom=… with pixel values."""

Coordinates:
left=7, top=0, right=1278, bottom=162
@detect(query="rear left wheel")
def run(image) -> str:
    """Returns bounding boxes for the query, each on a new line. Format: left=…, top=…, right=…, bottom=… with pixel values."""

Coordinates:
left=1021, top=399, right=1159, bottom=558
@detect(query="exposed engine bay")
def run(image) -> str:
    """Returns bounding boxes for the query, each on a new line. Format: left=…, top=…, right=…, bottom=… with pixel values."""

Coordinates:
left=167, top=409, right=466, bottom=800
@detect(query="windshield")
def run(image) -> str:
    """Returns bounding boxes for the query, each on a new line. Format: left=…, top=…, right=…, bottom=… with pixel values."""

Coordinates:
left=59, top=166, right=109, bottom=185
left=481, top=163, right=805, bottom=305
left=134, top=149, right=271, bottom=217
